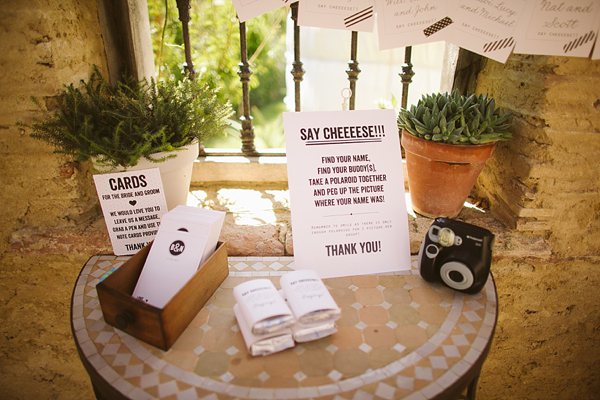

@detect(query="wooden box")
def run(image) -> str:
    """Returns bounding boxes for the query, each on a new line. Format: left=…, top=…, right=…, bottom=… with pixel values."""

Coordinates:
left=97, top=241, right=228, bottom=351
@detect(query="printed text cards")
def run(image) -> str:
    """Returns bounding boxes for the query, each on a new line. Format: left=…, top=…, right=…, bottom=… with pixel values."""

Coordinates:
left=93, top=168, right=168, bottom=255
left=231, top=0, right=290, bottom=22
left=284, top=109, right=411, bottom=278
left=514, top=0, right=600, bottom=57
left=298, top=0, right=375, bottom=32
left=445, top=0, right=527, bottom=63
left=376, top=0, right=449, bottom=50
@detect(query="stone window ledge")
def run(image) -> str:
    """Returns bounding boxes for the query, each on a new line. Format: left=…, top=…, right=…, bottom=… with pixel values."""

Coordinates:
left=192, top=155, right=288, bottom=186
left=192, top=155, right=409, bottom=189
left=10, top=156, right=550, bottom=258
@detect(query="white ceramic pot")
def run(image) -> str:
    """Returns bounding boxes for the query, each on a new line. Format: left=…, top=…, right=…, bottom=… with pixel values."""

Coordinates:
left=93, top=142, right=199, bottom=210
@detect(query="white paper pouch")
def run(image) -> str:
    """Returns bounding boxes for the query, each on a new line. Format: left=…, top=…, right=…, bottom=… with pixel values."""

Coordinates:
left=233, top=304, right=295, bottom=356
left=232, top=279, right=295, bottom=335
left=280, top=270, right=341, bottom=325
left=291, top=321, right=337, bottom=343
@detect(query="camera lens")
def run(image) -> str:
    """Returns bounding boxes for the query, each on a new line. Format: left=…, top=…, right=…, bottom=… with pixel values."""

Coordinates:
left=440, top=261, right=474, bottom=291
left=448, top=270, right=464, bottom=283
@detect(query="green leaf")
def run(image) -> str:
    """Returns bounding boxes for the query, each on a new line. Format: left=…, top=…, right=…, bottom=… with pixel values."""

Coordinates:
left=414, top=123, right=430, bottom=135
left=495, top=113, right=511, bottom=125
left=404, top=126, right=420, bottom=136
left=479, top=120, right=489, bottom=135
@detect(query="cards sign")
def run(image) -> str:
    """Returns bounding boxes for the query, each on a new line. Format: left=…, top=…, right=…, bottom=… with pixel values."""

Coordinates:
left=93, top=168, right=168, bottom=255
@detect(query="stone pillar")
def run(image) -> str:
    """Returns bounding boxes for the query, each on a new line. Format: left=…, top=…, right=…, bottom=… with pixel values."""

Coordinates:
left=474, top=54, right=600, bottom=257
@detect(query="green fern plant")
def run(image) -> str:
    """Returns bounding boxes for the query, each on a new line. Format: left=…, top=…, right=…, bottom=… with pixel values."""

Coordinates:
left=24, top=66, right=233, bottom=169
left=398, top=90, right=512, bottom=145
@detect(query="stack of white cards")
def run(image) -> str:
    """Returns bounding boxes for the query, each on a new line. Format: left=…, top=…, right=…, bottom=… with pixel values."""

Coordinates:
left=233, top=270, right=341, bottom=356
left=132, top=206, right=225, bottom=308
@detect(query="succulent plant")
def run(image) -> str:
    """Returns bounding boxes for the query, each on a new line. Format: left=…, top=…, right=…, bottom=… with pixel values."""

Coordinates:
left=398, top=90, right=512, bottom=145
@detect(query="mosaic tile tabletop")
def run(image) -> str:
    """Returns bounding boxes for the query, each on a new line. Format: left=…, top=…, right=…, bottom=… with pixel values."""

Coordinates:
left=72, top=256, right=497, bottom=400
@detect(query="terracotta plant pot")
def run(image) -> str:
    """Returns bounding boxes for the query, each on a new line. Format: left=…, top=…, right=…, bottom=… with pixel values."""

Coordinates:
left=401, top=131, right=496, bottom=218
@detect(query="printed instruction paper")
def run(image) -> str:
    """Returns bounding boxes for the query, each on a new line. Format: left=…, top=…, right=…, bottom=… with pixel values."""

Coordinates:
left=93, top=168, right=168, bottom=256
left=284, top=109, right=411, bottom=279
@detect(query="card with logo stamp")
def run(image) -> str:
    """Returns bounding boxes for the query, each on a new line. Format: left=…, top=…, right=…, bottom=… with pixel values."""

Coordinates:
left=131, top=207, right=225, bottom=308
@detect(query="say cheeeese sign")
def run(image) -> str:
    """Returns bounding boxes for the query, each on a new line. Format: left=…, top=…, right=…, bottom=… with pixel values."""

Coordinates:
left=284, top=109, right=411, bottom=279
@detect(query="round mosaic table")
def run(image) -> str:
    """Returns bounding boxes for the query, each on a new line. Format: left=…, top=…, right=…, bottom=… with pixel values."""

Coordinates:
left=71, top=255, right=497, bottom=400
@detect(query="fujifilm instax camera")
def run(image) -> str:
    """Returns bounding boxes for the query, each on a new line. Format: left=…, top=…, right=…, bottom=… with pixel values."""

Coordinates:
left=418, top=218, right=494, bottom=294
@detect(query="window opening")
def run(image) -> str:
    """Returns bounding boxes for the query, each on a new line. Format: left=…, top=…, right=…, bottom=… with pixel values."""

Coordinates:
left=147, top=0, right=445, bottom=157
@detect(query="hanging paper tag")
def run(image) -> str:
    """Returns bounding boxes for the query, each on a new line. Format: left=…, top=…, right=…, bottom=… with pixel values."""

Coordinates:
left=298, top=0, right=375, bottom=32
left=513, top=0, right=600, bottom=58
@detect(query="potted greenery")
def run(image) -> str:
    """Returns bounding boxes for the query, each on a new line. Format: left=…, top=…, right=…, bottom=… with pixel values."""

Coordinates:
left=25, top=66, right=233, bottom=209
left=398, top=90, right=511, bottom=218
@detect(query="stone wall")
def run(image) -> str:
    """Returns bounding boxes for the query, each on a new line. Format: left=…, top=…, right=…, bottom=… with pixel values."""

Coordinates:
left=0, top=2, right=109, bottom=398
left=474, top=54, right=600, bottom=257
left=0, top=0, right=107, bottom=255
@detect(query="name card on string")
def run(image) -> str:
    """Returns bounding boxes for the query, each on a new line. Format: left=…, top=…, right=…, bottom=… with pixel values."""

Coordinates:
left=444, top=0, right=527, bottom=63
left=231, top=0, right=290, bottom=22
left=593, top=24, right=600, bottom=60
left=513, top=0, right=600, bottom=57
left=298, top=0, right=375, bottom=32
left=375, top=0, right=449, bottom=50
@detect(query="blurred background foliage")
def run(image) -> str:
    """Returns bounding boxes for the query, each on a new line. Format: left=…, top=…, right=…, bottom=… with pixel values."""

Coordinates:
left=147, top=0, right=288, bottom=149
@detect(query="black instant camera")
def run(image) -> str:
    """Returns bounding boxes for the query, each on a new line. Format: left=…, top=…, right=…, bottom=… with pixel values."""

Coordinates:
left=418, top=218, right=494, bottom=294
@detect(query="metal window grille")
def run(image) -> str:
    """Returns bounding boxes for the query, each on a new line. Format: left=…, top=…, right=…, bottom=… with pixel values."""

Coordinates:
left=175, top=1, right=414, bottom=157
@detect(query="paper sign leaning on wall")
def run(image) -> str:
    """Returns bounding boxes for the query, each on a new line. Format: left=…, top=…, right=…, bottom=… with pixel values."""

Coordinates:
left=93, top=168, right=168, bottom=256
left=284, top=109, right=412, bottom=279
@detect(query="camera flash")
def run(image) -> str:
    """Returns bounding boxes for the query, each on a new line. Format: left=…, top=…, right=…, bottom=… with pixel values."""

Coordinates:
left=438, top=228, right=455, bottom=247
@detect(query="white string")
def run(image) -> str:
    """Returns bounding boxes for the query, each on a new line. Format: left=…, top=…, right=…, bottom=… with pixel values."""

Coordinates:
left=341, top=88, right=352, bottom=111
